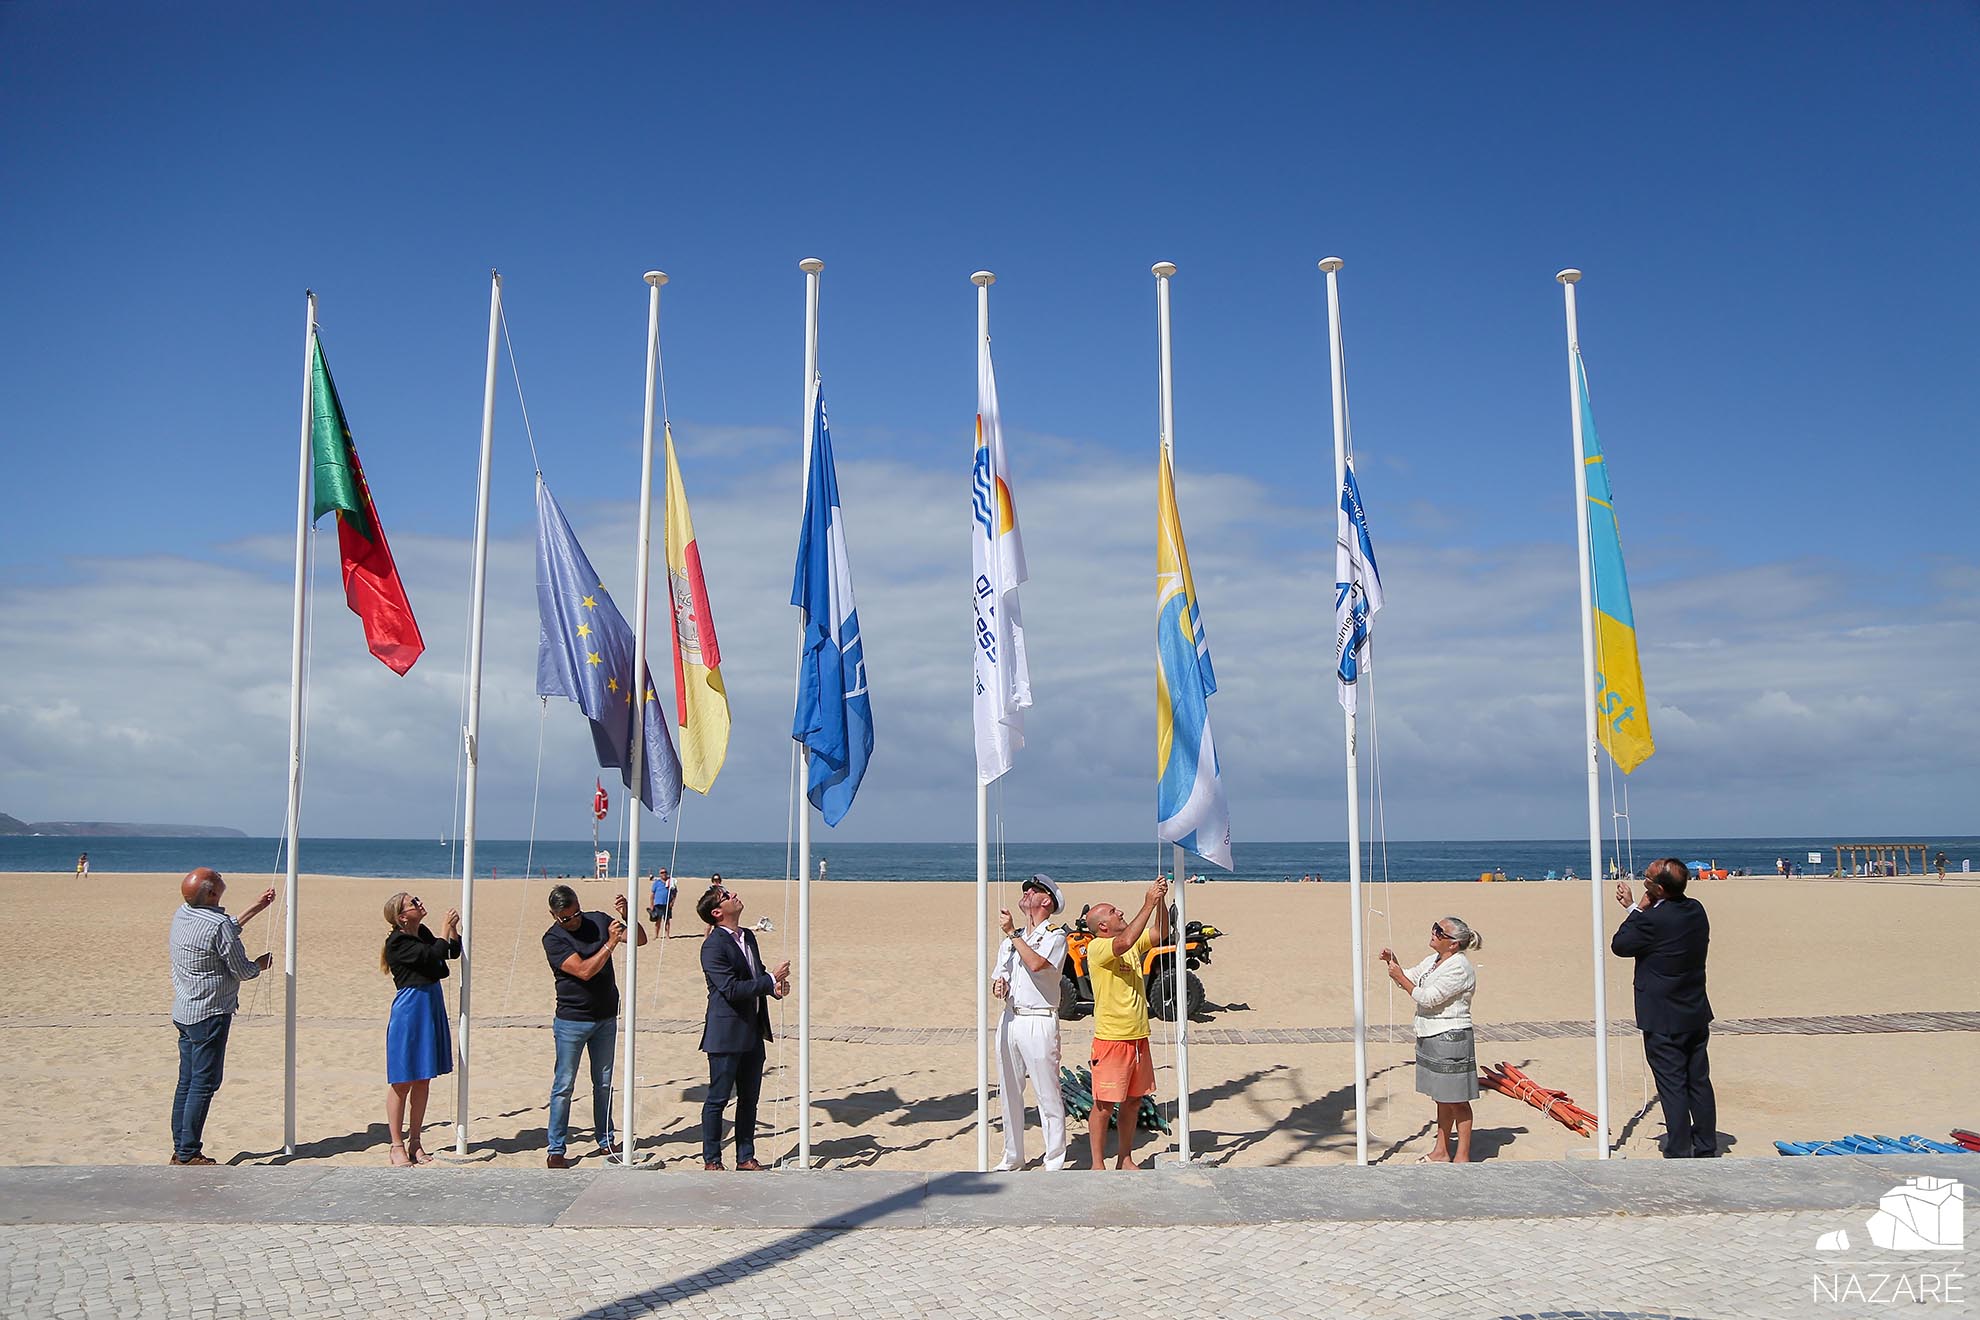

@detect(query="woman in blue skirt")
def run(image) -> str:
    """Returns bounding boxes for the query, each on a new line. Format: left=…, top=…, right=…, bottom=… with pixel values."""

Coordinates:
left=381, top=893, right=461, bottom=1166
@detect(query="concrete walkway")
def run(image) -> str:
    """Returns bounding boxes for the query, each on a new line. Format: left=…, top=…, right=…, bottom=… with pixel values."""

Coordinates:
left=3, top=1155, right=1973, bottom=1318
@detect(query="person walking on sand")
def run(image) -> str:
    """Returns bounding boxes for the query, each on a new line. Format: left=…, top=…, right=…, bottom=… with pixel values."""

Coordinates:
left=168, top=867, right=275, bottom=1165
left=648, top=868, right=675, bottom=938
left=1083, top=876, right=1169, bottom=1170
left=75, top=852, right=89, bottom=878
left=697, top=884, right=788, bottom=1170
left=1937, top=851, right=1949, bottom=880
left=380, top=893, right=460, bottom=1166
left=1613, top=858, right=1718, bottom=1158
left=991, top=874, right=1070, bottom=1171
left=1381, top=916, right=1484, bottom=1162
left=541, top=885, right=646, bottom=1168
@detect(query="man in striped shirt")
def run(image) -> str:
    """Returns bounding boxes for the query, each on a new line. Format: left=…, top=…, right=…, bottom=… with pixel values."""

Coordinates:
left=168, top=867, right=275, bottom=1165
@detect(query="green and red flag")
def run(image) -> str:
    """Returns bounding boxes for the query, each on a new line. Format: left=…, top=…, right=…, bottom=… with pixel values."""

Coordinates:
left=309, top=339, right=425, bottom=675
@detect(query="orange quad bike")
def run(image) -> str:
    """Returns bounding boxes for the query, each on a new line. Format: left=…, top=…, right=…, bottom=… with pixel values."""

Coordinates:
left=1055, top=903, right=1225, bottom=1023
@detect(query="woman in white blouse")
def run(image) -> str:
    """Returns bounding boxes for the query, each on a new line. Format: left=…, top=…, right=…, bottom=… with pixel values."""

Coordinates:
left=1380, top=915, right=1483, bottom=1162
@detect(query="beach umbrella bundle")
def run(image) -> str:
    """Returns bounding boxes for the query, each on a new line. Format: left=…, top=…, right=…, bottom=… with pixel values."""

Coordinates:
left=1478, top=1061, right=1598, bottom=1136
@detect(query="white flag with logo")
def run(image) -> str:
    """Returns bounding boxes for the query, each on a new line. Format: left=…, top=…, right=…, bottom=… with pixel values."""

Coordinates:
left=971, top=333, right=1031, bottom=784
left=1335, top=457, right=1384, bottom=715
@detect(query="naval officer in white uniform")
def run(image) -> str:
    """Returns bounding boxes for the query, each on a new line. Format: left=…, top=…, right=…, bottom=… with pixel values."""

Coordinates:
left=991, top=873, right=1070, bottom=1171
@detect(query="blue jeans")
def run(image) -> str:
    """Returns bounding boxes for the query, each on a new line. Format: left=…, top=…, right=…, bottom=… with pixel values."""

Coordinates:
left=171, top=1014, right=232, bottom=1160
left=547, top=1016, right=616, bottom=1155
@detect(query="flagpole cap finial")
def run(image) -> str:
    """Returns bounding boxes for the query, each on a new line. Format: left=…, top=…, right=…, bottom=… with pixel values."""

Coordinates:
left=970, top=270, right=996, bottom=287
left=1556, top=268, right=1583, bottom=285
left=644, top=271, right=668, bottom=287
left=1318, top=257, right=1344, bottom=273
left=799, top=257, right=825, bottom=274
left=1151, top=261, right=1178, bottom=279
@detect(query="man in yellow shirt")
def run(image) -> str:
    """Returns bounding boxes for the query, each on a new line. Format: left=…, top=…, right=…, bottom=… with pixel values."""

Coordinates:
left=1083, top=876, right=1169, bottom=1170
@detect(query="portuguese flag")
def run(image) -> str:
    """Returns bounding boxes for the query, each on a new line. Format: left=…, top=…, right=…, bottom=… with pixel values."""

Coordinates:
left=310, top=339, right=425, bottom=675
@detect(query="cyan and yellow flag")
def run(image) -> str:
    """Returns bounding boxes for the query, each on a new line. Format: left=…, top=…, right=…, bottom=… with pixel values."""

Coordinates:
left=1577, top=353, right=1655, bottom=774
left=1156, top=447, right=1232, bottom=869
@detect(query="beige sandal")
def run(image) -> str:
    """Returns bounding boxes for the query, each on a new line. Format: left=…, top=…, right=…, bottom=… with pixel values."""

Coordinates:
left=389, top=1144, right=413, bottom=1167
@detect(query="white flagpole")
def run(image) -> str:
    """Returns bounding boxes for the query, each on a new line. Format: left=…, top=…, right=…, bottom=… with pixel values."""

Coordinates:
left=1152, top=260, right=1192, bottom=1164
left=1320, top=257, right=1370, bottom=1167
left=281, top=290, right=316, bottom=1157
left=971, top=269, right=995, bottom=1173
left=796, top=255, right=824, bottom=1170
left=619, top=269, right=667, bottom=1166
left=1559, top=267, right=1611, bottom=1157
left=453, top=271, right=501, bottom=1155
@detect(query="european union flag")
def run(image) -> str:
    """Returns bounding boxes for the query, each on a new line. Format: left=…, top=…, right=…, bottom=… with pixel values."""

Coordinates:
left=790, top=383, right=874, bottom=826
left=535, top=477, right=683, bottom=817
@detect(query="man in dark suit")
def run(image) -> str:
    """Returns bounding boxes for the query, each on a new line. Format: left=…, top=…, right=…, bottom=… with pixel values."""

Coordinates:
left=1612, top=857, right=1718, bottom=1158
left=697, top=884, right=790, bottom=1170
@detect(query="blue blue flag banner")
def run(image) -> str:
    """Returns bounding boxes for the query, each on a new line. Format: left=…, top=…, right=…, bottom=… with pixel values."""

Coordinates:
left=791, top=383, right=875, bottom=826
left=1334, top=457, right=1385, bottom=715
left=535, top=477, right=684, bottom=817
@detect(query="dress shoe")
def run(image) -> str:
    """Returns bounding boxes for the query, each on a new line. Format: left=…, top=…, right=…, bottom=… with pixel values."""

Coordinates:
left=597, top=1140, right=622, bottom=1158
left=703, top=1160, right=726, bottom=1171
left=546, top=1153, right=572, bottom=1169
left=735, top=1158, right=765, bottom=1172
left=169, top=1154, right=216, bottom=1166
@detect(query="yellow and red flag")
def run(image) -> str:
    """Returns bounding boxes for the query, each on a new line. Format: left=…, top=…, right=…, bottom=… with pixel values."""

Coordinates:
left=662, top=424, right=730, bottom=793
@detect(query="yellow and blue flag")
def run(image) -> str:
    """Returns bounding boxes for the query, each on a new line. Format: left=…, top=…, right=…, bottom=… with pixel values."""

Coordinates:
left=1156, top=448, right=1232, bottom=869
left=1577, top=353, right=1655, bottom=774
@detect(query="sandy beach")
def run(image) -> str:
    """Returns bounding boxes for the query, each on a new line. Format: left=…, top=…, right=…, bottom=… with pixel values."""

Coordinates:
left=6, top=871, right=1975, bottom=1170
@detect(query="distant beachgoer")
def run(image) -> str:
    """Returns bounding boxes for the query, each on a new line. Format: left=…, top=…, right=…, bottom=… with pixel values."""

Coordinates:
left=1381, top=916, right=1483, bottom=1162
left=1612, top=859, right=1717, bottom=1158
left=1936, top=851, right=1948, bottom=879
left=75, top=853, right=89, bottom=878
left=697, top=883, right=788, bottom=1170
left=168, top=868, right=275, bottom=1165
left=380, top=892, right=460, bottom=1166
left=648, top=868, right=675, bottom=937
left=541, top=885, right=646, bottom=1167
left=1083, top=876, right=1170, bottom=1171
left=991, top=874, right=1069, bottom=1171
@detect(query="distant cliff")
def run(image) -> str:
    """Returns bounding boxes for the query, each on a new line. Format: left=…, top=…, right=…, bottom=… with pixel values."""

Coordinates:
left=0, top=815, right=246, bottom=838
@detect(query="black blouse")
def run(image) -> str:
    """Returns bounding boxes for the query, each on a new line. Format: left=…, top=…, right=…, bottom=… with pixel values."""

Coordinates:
left=385, top=925, right=461, bottom=990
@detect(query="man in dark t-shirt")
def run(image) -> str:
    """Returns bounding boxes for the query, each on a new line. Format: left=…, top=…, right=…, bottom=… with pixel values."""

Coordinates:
left=541, top=884, right=647, bottom=1167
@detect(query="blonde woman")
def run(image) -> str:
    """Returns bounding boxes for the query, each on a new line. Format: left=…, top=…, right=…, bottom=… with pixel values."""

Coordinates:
left=1380, top=915, right=1483, bottom=1163
left=381, top=893, right=460, bottom=1166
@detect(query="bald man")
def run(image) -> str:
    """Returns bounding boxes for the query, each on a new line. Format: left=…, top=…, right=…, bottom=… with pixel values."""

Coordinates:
left=168, top=867, right=274, bottom=1165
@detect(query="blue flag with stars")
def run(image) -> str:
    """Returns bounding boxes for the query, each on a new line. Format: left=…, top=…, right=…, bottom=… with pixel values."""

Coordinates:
left=535, top=477, right=684, bottom=817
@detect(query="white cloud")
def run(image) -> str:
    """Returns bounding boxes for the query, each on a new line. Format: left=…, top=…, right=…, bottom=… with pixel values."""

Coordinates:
left=2, top=448, right=1974, bottom=842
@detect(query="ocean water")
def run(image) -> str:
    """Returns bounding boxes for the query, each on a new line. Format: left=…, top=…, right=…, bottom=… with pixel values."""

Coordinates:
left=6, top=835, right=1976, bottom=885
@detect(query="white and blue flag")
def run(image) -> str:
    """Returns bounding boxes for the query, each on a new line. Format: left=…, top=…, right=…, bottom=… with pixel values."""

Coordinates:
left=791, top=381, right=874, bottom=826
left=1334, top=457, right=1384, bottom=715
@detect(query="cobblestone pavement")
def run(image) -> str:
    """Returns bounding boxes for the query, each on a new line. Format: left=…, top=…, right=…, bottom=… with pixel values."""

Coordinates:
left=4, top=1008, right=1975, bottom=1045
left=5, top=1207, right=1972, bottom=1319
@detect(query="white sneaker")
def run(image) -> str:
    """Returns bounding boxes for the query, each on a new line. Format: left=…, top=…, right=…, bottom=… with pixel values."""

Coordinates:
left=990, top=1159, right=1022, bottom=1172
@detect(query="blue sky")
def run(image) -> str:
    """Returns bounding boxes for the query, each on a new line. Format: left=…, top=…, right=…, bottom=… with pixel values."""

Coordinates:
left=3, top=5, right=1975, bottom=844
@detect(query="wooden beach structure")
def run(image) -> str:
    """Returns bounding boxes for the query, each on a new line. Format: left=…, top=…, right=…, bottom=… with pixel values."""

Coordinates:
left=1831, top=842, right=1932, bottom=876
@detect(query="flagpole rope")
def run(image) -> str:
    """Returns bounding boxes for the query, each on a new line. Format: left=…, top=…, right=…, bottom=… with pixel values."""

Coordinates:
left=251, top=519, right=322, bottom=1020
left=775, top=736, right=800, bottom=1160
left=497, top=302, right=544, bottom=476
left=500, top=699, right=551, bottom=1016
left=1362, top=646, right=1397, bottom=1141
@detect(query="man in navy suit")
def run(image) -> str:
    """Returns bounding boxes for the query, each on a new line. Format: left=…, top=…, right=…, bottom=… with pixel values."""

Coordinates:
left=1612, top=857, right=1718, bottom=1158
left=697, top=884, right=790, bottom=1170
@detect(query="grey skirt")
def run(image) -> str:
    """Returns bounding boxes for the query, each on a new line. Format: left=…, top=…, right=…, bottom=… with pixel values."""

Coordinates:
left=1415, top=1027, right=1479, bottom=1102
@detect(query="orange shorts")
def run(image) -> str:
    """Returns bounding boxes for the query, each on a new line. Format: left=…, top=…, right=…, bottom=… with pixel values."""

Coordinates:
left=1088, top=1037, right=1155, bottom=1102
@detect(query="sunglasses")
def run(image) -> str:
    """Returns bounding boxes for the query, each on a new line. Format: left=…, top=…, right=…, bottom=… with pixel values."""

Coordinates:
left=554, top=907, right=583, bottom=923
left=1430, top=923, right=1450, bottom=940
left=402, top=896, right=424, bottom=913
